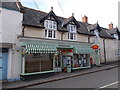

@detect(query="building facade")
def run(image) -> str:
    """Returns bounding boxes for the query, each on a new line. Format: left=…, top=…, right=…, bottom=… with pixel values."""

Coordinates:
left=1, top=1, right=119, bottom=81
left=0, top=2, right=23, bottom=81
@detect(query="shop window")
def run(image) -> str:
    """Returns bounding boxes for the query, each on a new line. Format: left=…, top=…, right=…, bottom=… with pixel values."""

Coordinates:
left=25, top=54, right=53, bottom=73
left=74, top=54, right=79, bottom=67
left=73, top=54, right=89, bottom=68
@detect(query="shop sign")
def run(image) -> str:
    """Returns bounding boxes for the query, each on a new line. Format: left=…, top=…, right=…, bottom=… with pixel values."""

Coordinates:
left=91, top=44, right=99, bottom=49
left=68, top=50, right=73, bottom=52
left=58, top=45, right=71, bottom=47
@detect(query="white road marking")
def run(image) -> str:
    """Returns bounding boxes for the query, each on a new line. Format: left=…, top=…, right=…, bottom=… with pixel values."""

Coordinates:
left=99, top=81, right=118, bottom=89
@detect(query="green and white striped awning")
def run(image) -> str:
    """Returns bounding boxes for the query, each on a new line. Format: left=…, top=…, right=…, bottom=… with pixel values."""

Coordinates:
left=21, top=42, right=57, bottom=54
left=74, top=47, right=95, bottom=54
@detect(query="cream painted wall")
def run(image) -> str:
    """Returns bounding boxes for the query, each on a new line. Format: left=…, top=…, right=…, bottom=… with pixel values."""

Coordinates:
left=24, top=27, right=63, bottom=40
left=77, top=34, right=89, bottom=42
left=24, top=26, right=44, bottom=38
left=91, top=37, right=119, bottom=63
left=24, top=26, right=93, bottom=43
left=105, top=39, right=119, bottom=62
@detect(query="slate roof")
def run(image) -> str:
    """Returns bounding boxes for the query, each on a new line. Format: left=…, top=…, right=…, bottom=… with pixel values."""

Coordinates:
left=63, top=16, right=80, bottom=28
left=22, top=7, right=95, bottom=36
left=22, top=7, right=46, bottom=28
left=1, top=2, right=20, bottom=11
left=88, top=23, right=115, bottom=39
left=107, top=28, right=120, bottom=40
left=107, top=28, right=119, bottom=34
left=78, top=22, right=95, bottom=36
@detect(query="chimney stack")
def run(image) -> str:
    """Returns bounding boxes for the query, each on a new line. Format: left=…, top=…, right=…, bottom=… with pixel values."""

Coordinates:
left=82, top=15, right=88, bottom=23
left=108, top=22, right=113, bottom=29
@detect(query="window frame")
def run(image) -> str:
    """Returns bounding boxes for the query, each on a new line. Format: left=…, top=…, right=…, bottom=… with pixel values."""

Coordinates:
left=44, top=20, right=57, bottom=39
left=67, top=24, right=77, bottom=40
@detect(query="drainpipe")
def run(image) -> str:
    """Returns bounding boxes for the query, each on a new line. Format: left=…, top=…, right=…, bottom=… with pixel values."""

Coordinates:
left=61, top=32, right=65, bottom=40
left=103, top=38, right=107, bottom=64
left=22, top=26, right=25, bottom=37
left=88, top=35, right=92, bottom=43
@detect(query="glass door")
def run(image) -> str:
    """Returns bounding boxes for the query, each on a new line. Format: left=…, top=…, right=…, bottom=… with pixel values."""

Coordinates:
left=54, top=54, right=62, bottom=72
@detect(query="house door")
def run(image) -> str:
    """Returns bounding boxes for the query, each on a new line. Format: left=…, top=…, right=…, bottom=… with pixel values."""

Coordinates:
left=0, top=49, right=8, bottom=80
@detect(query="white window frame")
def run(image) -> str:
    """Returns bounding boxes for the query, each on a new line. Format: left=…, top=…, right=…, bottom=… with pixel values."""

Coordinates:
left=44, top=20, right=57, bottom=39
left=44, top=20, right=57, bottom=30
left=67, top=24, right=77, bottom=40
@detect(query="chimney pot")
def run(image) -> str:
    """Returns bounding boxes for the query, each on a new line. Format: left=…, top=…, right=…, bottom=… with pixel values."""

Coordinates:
left=72, top=13, right=74, bottom=16
left=51, top=7, right=53, bottom=11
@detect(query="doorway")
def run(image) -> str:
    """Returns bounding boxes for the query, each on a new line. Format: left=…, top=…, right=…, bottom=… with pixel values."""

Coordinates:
left=0, top=48, right=8, bottom=80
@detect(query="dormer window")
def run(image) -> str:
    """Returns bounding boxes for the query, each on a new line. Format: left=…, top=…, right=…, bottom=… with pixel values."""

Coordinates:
left=44, top=20, right=57, bottom=39
left=94, top=30, right=99, bottom=36
left=67, top=24, right=77, bottom=40
left=67, top=24, right=77, bottom=33
left=113, top=34, right=118, bottom=39
left=44, top=20, right=57, bottom=30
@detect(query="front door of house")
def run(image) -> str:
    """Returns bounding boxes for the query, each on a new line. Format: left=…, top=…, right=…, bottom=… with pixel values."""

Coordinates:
left=0, top=49, right=8, bottom=80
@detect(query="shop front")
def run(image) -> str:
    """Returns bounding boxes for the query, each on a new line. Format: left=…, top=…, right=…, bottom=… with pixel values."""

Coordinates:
left=20, top=37, right=95, bottom=78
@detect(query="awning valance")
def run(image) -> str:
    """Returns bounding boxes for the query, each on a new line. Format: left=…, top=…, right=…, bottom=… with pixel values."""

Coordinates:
left=74, top=47, right=95, bottom=54
left=21, top=42, right=57, bottom=54
left=20, top=38, right=95, bottom=54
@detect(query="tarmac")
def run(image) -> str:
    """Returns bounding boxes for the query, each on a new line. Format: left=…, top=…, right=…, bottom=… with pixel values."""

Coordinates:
left=2, top=61, right=119, bottom=89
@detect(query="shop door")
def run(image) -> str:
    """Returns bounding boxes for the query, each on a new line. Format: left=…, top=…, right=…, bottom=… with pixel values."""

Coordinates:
left=0, top=50, right=8, bottom=80
left=62, top=56, right=72, bottom=72
left=55, top=55, right=62, bottom=72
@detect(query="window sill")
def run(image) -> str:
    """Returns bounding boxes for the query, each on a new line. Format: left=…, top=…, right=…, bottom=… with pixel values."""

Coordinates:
left=44, top=37, right=57, bottom=39
left=68, top=39, right=77, bottom=41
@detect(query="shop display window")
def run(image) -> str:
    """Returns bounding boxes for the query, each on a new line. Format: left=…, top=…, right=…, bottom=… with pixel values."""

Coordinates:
left=25, top=54, right=53, bottom=73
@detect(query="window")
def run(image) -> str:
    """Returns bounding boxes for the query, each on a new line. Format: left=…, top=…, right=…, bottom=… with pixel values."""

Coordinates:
left=68, top=33, right=76, bottom=40
left=45, top=30, right=56, bottom=38
left=67, top=24, right=77, bottom=40
left=114, top=34, right=118, bottom=39
left=94, top=30, right=99, bottom=36
left=67, top=24, right=76, bottom=33
left=44, top=20, right=57, bottom=39
left=25, top=54, right=53, bottom=73
left=44, top=20, right=57, bottom=30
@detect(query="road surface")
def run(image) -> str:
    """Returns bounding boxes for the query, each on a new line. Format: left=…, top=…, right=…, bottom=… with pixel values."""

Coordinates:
left=26, top=67, right=118, bottom=88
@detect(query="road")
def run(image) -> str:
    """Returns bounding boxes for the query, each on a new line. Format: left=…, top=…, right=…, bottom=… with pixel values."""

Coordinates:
left=26, top=67, right=118, bottom=88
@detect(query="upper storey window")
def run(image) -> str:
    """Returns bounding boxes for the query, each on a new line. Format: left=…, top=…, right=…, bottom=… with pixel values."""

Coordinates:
left=67, top=24, right=77, bottom=40
left=44, top=20, right=57, bottom=39
left=44, top=20, right=57, bottom=30
left=67, top=24, right=77, bottom=33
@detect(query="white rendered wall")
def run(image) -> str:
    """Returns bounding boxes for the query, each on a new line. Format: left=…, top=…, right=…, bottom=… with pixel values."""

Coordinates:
left=1, top=8, right=23, bottom=81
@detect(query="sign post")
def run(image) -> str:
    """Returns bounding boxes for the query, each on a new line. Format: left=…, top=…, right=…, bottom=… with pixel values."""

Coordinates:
left=91, top=44, right=100, bottom=66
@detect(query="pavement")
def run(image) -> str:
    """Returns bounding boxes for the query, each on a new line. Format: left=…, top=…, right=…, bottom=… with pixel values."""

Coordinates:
left=2, top=61, right=119, bottom=89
